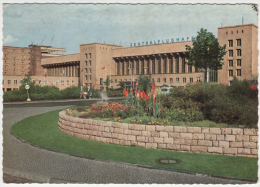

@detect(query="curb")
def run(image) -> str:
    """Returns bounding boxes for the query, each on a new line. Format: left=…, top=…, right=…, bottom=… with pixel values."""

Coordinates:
left=9, top=128, right=257, bottom=184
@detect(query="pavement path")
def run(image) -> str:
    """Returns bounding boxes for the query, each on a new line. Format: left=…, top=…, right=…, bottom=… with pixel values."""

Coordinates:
left=2, top=99, right=256, bottom=184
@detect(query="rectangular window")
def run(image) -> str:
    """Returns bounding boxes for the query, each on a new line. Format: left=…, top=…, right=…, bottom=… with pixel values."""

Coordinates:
left=163, top=78, right=166, bottom=83
left=56, top=80, right=59, bottom=85
left=237, top=59, right=241, bottom=66
left=182, top=57, right=185, bottom=73
left=89, top=60, right=91, bottom=66
left=237, top=69, right=241, bottom=76
left=122, top=61, right=124, bottom=75
left=89, top=53, right=91, bottom=59
left=61, top=80, right=64, bottom=85
left=197, top=77, right=200, bottom=82
left=72, top=80, right=75, bottom=85
left=195, top=67, right=199, bottom=72
left=14, top=80, right=17, bottom=85
left=86, top=75, right=88, bottom=80
left=237, top=39, right=241, bottom=46
left=170, top=78, right=173, bottom=83
left=117, top=62, right=120, bottom=75
left=67, top=80, right=70, bottom=85
left=115, top=79, right=117, bottom=83
left=100, top=78, right=103, bottom=85
left=85, top=61, right=88, bottom=66
left=7, top=80, right=11, bottom=84
left=183, top=78, right=186, bottom=83
left=157, top=78, right=160, bottom=83
left=50, top=80, right=53, bottom=85
left=229, top=60, right=233, bottom=67
left=89, top=75, right=91, bottom=80
left=229, top=70, right=233, bottom=77
left=2, top=80, right=4, bottom=85
left=188, top=65, right=192, bottom=73
left=152, top=59, right=155, bottom=74
left=147, top=60, right=150, bottom=74
left=89, top=68, right=91, bottom=73
left=175, top=57, right=179, bottom=73
left=85, top=68, right=88, bottom=73
left=85, top=54, right=88, bottom=59
left=141, top=60, right=144, bottom=75
left=229, top=50, right=233, bottom=57
left=44, top=80, right=48, bottom=85
left=158, top=58, right=161, bottom=74
left=152, top=78, right=155, bottom=83
left=39, top=80, right=42, bottom=85
left=176, top=78, right=179, bottom=83
left=190, top=78, right=193, bottom=83
left=228, top=40, right=233, bottom=47
left=126, top=61, right=129, bottom=75
left=237, top=49, right=241, bottom=56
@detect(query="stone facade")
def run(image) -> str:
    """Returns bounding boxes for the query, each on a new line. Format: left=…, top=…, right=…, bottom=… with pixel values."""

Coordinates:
left=58, top=110, right=258, bottom=157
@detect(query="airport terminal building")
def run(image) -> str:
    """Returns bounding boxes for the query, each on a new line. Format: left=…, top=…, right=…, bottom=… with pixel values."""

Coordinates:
left=2, top=24, right=258, bottom=91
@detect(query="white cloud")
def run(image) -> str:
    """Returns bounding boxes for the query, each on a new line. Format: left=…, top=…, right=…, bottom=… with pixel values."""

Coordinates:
left=3, top=35, right=18, bottom=44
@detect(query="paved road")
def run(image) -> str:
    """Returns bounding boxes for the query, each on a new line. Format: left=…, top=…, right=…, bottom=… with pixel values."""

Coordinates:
left=2, top=99, right=256, bottom=184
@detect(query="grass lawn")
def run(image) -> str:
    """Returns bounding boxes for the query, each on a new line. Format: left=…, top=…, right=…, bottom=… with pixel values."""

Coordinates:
left=11, top=109, right=258, bottom=181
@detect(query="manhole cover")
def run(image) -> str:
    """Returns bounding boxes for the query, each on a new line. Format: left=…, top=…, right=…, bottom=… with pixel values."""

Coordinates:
left=159, top=159, right=178, bottom=164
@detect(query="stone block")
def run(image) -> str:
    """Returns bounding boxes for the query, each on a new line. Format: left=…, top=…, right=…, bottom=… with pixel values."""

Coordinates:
left=146, top=143, right=158, bottom=149
left=134, top=124, right=146, bottom=131
left=158, top=143, right=167, bottom=149
left=123, top=129, right=131, bottom=135
left=92, top=131, right=98, bottom=136
left=192, top=140, right=198, bottom=145
left=209, top=128, right=221, bottom=134
left=251, top=149, right=258, bottom=155
left=174, top=138, right=185, bottom=145
left=97, top=120, right=103, bottom=126
left=219, top=141, right=229, bottom=148
left=136, top=136, right=148, bottom=142
left=112, top=122, right=121, bottom=128
left=131, top=130, right=142, bottom=136
left=119, top=140, right=131, bottom=146
left=225, top=135, right=236, bottom=142
left=221, top=128, right=232, bottom=135
left=191, top=146, right=208, bottom=153
left=168, top=132, right=180, bottom=138
left=92, top=120, right=97, bottom=125
left=150, top=131, right=160, bottom=137
left=174, top=126, right=187, bottom=133
left=104, top=126, right=110, bottom=132
left=81, top=129, right=88, bottom=135
left=84, top=124, right=90, bottom=129
left=114, top=128, right=123, bottom=134
left=164, top=126, right=174, bottom=132
left=198, top=140, right=213, bottom=146
left=160, top=132, right=169, bottom=138
left=235, top=135, right=249, bottom=142
left=78, top=123, right=84, bottom=129
left=187, top=127, right=202, bottom=133
left=98, top=126, right=104, bottom=131
left=230, top=142, right=243, bottom=148
left=208, top=147, right=223, bottom=154
left=106, top=138, right=113, bottom=143
left=100, top=137, right=107, bottom=143
left=103, top=132, right=112, bottom=138
left=244, top=129, right=258, bottom=135
left=243, top=142, right=257, bottom=149
left=164, top=138, right=174, bottom=144
left=232, top=128, right=243, bottom=135
left=94, top=136, right=101, bottom=142
left=88, top=135, right=95, bottom=141
left=205, top=134, right=216, bottom=141
left=83, top=134, right=90, bottom=140
left=128, top=124, right=136, bottom=130
left=213, top=141, right=219, bottom=147
left=146, top=125, right=155, bottom=131
left=223, top=148, right=237, bottom=155
left=217, top=135, right=225, bottom=141
left=141, top=131, right=151, bottom=137
left=112, top=139, right=120, bottom=144
left=127, top=135, right=136, bottom=141
left=148, top=137, right=154, bottom=143
left=111, top=133, right=118, bottom=139
left=97, top=131, right=102, bottom=137
left=238, top=148, right=251, bottom=155
left=118, top=134, right=127, bottom=140
left=121, top=123, right=129, bottom=129
left=137, top=142, right=146, bottom=147
left=180, top=133, right=193, bottom=139
left=193, top=133, right=204, bottom=140
left=202, top=127, right=210, bottom=134
left=154, top=137, right=164, bottom=144
left=180, top=145, right=191, bottom=151
left=167, top=144, right=180, bottom=150
left=249, top=136, right=258, bottom=142
left=156, top=125, right=165, bottom=131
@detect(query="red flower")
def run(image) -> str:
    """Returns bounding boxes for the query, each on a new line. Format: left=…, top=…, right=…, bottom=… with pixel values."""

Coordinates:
left=153, top=95, right=156, bottom=103
left=138, top=90, right=141, bottom=100
left=151, top=83, right=156, bottom=90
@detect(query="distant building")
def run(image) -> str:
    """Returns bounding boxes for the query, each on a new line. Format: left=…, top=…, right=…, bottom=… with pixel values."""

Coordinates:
left=2, top=24, right=258, bottom=92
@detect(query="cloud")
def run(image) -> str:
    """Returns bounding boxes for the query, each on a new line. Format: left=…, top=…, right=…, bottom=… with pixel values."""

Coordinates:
left=3, top=35, right=19, bottom=44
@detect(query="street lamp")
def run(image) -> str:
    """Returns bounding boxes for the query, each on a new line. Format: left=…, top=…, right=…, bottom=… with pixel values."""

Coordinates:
left=25, top=84, right=31, bottom=101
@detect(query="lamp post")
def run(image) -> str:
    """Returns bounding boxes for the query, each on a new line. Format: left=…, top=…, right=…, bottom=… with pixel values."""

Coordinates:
left=25, top=84, right=31, bottom=101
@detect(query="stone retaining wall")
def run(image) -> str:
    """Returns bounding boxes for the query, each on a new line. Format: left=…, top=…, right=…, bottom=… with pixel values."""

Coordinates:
left=58, top=110, right=258, bottom=157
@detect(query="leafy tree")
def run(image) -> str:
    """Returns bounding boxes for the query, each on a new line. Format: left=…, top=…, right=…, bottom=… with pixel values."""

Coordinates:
left=252, top=4, right=258, bottom=14
left=185, top=28, right=227, bottom=81
left=137, top=75, right=152, bottom=92
left=104, top=76, right=110, bottom=88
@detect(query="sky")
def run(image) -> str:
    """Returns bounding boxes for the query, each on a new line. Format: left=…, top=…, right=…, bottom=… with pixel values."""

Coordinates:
left=3, top=3, right=258, bottom=55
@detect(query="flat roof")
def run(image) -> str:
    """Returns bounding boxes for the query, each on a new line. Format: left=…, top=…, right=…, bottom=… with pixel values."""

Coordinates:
left=218, top=23, right=258, bottom=29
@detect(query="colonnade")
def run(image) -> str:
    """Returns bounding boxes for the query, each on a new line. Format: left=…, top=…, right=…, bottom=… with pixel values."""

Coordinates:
left=45, top=61, right=80, bottom=77
left=113, top=52, right=196, bottom=76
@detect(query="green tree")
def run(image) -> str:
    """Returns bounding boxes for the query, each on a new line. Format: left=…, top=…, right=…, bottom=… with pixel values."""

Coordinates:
left=252, top=4, right=258, bottom=14
left=185, top=28, right=227, bottom=81
left=104, top=76, right=110, bottom=88
left=137, top=75, right=152, bottom=92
